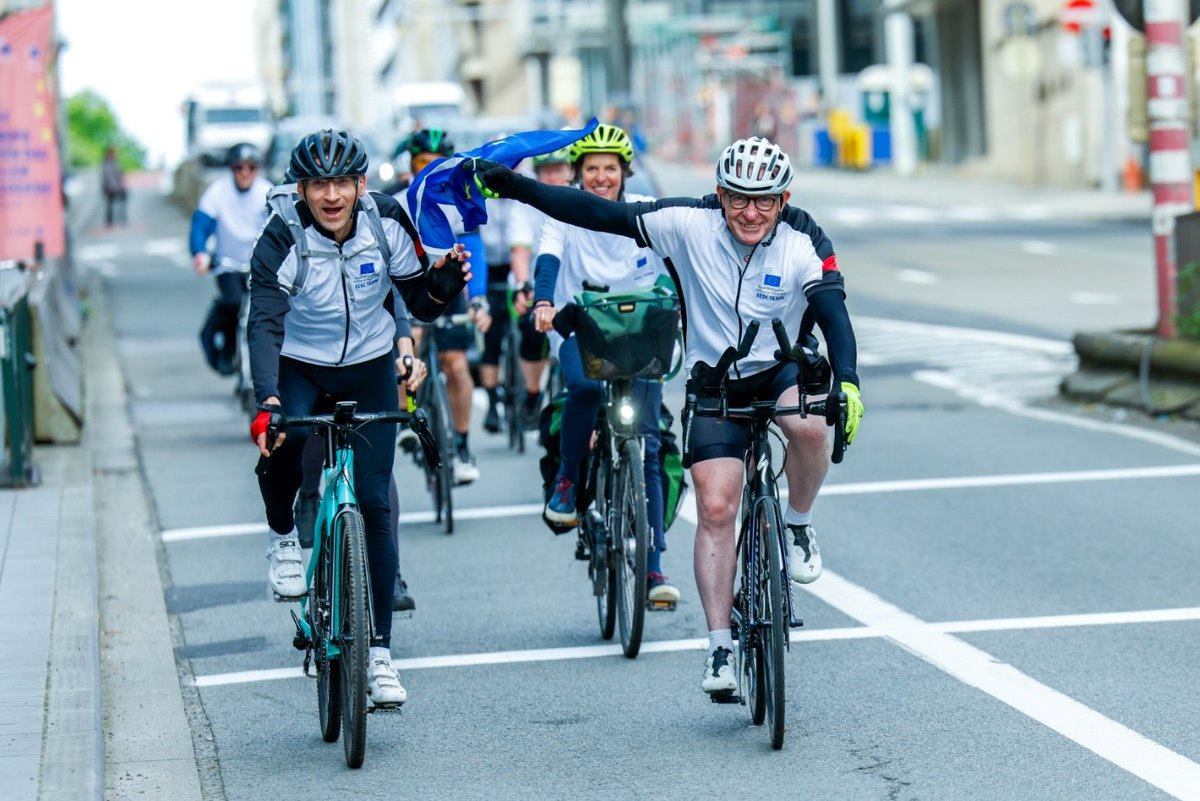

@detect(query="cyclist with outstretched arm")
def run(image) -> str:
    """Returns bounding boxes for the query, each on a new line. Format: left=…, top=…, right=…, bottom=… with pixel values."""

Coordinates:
left=471, top=137, right=863, bottom=698
left=248, top=129, right=471, bottom=707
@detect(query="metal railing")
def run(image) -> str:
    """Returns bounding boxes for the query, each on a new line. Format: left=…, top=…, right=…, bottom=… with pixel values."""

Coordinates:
left=0, top=260, right=38, bottom=487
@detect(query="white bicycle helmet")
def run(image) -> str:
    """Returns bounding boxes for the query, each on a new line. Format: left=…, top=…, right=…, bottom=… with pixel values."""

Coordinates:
left=716, top=137, right=793, bottom=195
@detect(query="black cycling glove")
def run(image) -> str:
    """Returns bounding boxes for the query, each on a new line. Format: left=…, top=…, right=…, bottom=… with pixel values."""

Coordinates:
left=426, top=248, right=469, bottom=305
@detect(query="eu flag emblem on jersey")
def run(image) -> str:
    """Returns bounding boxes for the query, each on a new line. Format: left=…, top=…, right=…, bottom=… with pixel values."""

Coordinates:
left=360, top=263, right=376, bottom=276
left=636, top=256, right=648, bottom=268
left=763, top=274, right=782, bottom=288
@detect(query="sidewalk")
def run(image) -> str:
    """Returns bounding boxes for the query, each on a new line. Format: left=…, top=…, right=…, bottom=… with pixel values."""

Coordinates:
left=0, top=175, right=203, bottom=801
left=645, top=156, right=1153, bottom=223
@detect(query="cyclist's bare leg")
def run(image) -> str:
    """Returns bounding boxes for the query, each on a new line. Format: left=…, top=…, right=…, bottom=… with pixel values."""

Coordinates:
left=520, top=358, right=547, bottom=395
left=691, top=456, right=744, bottom=630
left=775, top=386, right=831, bottom=515
left=439, top=350, right=474, bottom=434
left=480, top=364, right=499, bottom=392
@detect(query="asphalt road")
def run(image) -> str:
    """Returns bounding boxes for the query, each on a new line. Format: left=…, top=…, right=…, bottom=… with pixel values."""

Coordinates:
left=82, top=169, right=1200, bottom=800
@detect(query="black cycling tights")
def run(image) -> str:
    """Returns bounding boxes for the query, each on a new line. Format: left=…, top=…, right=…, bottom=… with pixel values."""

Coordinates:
left=258, top=353, right=399, bottom=647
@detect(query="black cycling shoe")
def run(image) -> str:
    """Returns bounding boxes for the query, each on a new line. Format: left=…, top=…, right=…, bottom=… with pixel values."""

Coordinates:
left=294, top=491, right=319, bottom=549
left=520, top=392, right=542, bottom=430
left=483, top=404, right=501, bottom=434
left=392, top=575, right=415, bottom=612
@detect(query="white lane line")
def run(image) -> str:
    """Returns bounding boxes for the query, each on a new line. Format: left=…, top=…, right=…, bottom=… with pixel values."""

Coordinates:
left=143, top=238, right=186, bottom=257
left=895, top=269, right=939, bottom=285
left=805, top=572, right=1200, bottom=801
left=161, top=502, right=545, bottom=542
left=677, top=463, right=1200, bottom=525
left=77, top=244, right=120, bottom=261
left=167, top=463, right=1200, bottom=542
left=857, top=316, right=1074, bottom=356
left=1069, top=291, right=1122, bottom=306
left=913, top=369, right=1200, bottom=458
left=192, top=604, right=1200, bottom=690
left=1021, top=240, right=1059, bottom=256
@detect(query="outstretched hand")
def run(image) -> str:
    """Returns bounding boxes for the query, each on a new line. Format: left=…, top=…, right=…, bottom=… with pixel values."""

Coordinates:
left=469, top=158, right=516, bottom=199
left=428, top=243, right=472, bottom=304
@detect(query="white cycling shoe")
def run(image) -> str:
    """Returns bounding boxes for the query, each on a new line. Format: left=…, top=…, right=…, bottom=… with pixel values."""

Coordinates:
left=267, top=537, right=307, bottom=600
left=453, top=454, right=480, bottom=485
left=367, top=657, right=408, bottom=707
left=702, top=647, right=739, bottom=695
left=787, top=524, right=823, bottom=584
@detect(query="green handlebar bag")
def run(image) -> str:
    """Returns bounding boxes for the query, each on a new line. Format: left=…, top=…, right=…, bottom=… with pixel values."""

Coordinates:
left=565, top=285, right=681, bottom=381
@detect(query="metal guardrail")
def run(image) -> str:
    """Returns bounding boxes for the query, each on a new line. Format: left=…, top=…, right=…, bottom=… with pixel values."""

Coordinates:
left=0, top=260, right=39, bottom=487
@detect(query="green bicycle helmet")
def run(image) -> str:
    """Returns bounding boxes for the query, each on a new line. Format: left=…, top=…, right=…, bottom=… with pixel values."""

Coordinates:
left=531, top=147, right=571, bottom=168
left=568, top=123, right=634, bottom=164
left=400, top=128, right=455, bottom=158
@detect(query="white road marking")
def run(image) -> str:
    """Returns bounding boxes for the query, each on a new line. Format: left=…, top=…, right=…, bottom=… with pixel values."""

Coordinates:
left=1021, top=240, right=1059, bottom=256
left=895, top=268, right=939, bottom=285
left=1069, top=291, right=1122, bottom=306
left=191, top=602, right=1200, bottom=685
left=1006, top=205, right=1050, bottom=220
left=946, top=206, right=997, bottom=222
left=884, top=205, right=941, bottom=224
left=161, top=502, right=545, bottom=542
left=144, top=238, right=186, bottom=257
left=676, top=463, right=1200, bottom=526
left=77, top=244, right=120, bottom=261
left=805, top=572, right=1200, bottom=801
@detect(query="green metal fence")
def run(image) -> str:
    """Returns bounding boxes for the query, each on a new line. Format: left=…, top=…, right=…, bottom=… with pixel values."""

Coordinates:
left=0, top=263, right=38, bottom=487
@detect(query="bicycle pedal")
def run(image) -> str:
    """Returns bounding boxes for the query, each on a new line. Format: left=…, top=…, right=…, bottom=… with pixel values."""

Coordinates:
left=647, top=599, right=677, bottom=612
left=367, top=701, right=404, bottom=713
left=272, top=591, right=304, bottom=604
left=392, top=610, right=414, bottom=620
left=709, top=690, right=741, bottom=705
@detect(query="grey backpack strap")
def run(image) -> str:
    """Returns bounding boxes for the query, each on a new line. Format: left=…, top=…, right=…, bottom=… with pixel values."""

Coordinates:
left=267, top=183, right=309, bottom=296
left=358, top=191, right=393, bottom=269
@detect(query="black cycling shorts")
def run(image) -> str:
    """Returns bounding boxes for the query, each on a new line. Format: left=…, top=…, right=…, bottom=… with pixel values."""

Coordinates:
left=428, top=293, right=474, bottom=352
left=689, top=362, right=801, bottom=465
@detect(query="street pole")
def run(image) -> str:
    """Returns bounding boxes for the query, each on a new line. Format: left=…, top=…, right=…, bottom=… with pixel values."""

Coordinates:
left=1145, top=0, right=1193, bottom=338
left=885, top=6, right=916, bottom=176
left=606, top=0, right=631, bottom=98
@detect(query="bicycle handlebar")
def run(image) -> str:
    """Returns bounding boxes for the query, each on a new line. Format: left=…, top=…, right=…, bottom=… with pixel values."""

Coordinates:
left=283, top=402, right=442, bottom=469
left=682, top=317, right=848, bottom=466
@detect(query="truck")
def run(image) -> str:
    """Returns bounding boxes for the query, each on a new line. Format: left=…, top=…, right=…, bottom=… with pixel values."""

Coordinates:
left=185, top=83, right=274, bottom=167
left=389, top=81, right=469, bottom=138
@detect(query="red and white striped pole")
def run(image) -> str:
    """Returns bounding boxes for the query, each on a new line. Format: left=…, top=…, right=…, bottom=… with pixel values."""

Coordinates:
left=1145, top=0, right=1193, bottom=338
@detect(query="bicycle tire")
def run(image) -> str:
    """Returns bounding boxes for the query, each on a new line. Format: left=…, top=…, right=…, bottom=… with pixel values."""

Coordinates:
left=614, top=438, right=649, bottom=658
left=739, top=522, right=767, bottom=726
left=337, top=509, right=370, bottom=768
left=314, top=518, right=341, bottom=742
left=590, top=454, right=616, bottom=640
left=758, top=501, right=787, bottom=750
left=433, top=376, right=456, bottom=534
left=503, top=327, right=523, bottom=452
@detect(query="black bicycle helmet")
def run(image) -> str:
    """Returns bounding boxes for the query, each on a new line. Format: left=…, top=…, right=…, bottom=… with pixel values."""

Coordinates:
left=226, top=142, right=261, bottom=167
left=290, top=128, right=369, bottom=180
left=401, top=128, right=455, bottom=157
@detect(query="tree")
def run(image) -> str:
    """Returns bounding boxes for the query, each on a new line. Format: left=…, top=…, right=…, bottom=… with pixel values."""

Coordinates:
left=65, top=89, right=145, bottom=171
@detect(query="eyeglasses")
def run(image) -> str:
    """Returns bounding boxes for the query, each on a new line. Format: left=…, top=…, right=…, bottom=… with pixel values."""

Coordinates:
left=724, top=192, right=780, bottom=212
left=233, top=163, right=259, bottom=173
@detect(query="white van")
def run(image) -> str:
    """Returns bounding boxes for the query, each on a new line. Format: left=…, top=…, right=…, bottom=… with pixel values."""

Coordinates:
left=186, top=83, right=273, bottom=166
left=391, top=81, right=468, bottom=135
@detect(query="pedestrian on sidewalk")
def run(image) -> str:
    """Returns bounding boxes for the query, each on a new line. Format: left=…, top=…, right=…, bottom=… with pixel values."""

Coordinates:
left=101, top=146, right=127, bottom=226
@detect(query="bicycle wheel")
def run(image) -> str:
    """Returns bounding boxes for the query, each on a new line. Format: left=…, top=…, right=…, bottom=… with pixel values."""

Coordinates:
left=336, top=509, right=370, bottom=768
left=589, top=454, right=616, bottom=640
left=503, top=328, right=523, bottom=452
left=757, top=501, right=787, bottom=750
left=432, top=377, right=456, bottom=534
left=313, top=518, right=342, bottom=742
left=234, top=300, right=254, bottom=416
left=614, top=438, right=649, bottom=658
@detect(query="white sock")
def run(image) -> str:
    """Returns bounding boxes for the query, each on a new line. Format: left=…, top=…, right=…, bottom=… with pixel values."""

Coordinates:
left=784, top=506, right=812, bottom=528
left=708, top=629, right=734, bottom=654
left=269, top=527, right=297, bottom=546
left=370, top=646, right=392, bottom=665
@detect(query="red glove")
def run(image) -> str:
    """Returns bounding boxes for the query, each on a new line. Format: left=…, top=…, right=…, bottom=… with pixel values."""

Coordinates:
left=251, top=403, right=283, bottom=446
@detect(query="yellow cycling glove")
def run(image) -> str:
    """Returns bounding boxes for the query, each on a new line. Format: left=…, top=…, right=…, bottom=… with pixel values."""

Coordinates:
left=841, top=382, right=863, bottom=445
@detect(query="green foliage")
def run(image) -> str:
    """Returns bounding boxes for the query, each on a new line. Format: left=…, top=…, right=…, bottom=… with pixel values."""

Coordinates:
left=65, top=90, right=146, bottom=171
left=1178, top=260, right=1200, bottom=341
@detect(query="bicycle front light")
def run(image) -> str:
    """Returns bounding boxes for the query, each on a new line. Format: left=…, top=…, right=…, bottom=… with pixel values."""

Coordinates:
left=618, top=398, right=635, bottom=425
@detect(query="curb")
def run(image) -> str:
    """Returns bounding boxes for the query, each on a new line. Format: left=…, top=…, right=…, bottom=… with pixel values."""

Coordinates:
left=1062, top=330, right=1200, bottom=419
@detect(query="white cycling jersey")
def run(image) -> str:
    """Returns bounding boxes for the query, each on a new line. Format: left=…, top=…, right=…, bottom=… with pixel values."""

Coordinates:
left=197, top=173, right=273, bottom=268
left=538, top=191, right=666, bottom=354
left=633, top=203, right=826, bottom=379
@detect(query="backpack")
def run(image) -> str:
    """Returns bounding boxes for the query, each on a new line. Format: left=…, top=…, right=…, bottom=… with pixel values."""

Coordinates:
left=537, top=392, right=690, bottom=536
left=266, top=184, right=393, bottom=295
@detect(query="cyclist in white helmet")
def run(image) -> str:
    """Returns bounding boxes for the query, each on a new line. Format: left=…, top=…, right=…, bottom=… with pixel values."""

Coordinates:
left=470, top=136, right=863, bottom=699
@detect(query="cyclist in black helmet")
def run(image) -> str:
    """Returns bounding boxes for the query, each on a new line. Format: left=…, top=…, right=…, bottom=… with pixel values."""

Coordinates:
left=248, top=128, right=472, bottom=707
left=191, top=142, right=271, bottom=375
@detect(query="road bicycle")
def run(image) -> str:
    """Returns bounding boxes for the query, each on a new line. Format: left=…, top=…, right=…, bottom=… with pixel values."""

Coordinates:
left=682, top=318, right=847, bottom=750
left=283, top=401, right=439, bottom=767
left=220, top=258, right=254, bottom=417
left=408, top=313, right=471, bottom=534
left=556, top=287, right=681, bottom=658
